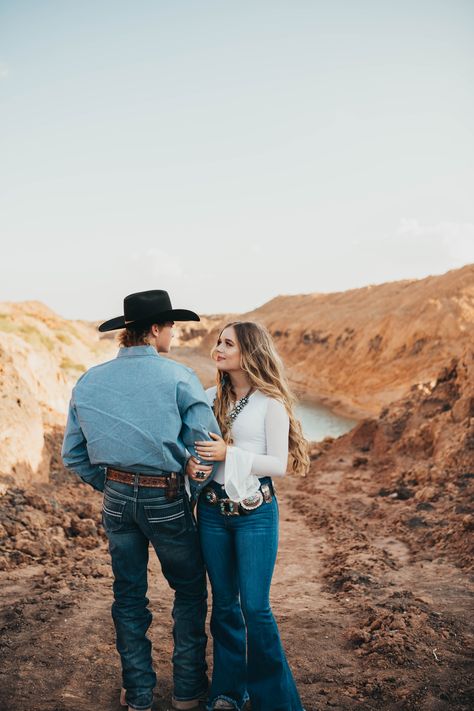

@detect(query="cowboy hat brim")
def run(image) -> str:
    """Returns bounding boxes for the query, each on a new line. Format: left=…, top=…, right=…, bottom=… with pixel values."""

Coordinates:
left=98, top=308, right=200, bottom=333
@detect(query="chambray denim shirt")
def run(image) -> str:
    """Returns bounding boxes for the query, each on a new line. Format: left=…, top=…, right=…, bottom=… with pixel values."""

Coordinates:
left=61, top=346, right=220, bottom=496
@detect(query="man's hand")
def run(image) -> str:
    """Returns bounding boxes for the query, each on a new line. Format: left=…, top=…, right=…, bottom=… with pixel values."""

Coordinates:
left=194, top=432, right=227, bottom=462
left=186, top=455, right=213, bottom=482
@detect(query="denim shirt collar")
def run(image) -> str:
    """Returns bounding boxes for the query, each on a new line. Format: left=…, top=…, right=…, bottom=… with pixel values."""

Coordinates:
left=116, top=346, right=159, bottom=358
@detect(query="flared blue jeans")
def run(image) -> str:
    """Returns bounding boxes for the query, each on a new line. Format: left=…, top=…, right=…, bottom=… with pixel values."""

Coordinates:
left=198, top=479, right=304, bottom=711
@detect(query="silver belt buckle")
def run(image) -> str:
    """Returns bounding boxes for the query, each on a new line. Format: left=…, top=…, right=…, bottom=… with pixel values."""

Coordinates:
left=240, top=490, right=264, bottom=511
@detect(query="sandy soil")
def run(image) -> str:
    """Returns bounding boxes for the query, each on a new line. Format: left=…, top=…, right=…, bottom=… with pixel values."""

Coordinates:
left=0, top=427, right=472, bottom=711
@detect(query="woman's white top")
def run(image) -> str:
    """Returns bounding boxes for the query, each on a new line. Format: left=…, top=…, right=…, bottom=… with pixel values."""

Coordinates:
left=205, top=386, right=289, bottom=501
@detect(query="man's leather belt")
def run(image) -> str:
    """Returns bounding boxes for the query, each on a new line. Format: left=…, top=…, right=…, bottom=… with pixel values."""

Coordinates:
left=106, top=468, right=180, bottom=489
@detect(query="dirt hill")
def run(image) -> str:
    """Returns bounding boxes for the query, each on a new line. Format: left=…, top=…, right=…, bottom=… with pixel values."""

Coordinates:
left=250, top=264, right=474, bottom=416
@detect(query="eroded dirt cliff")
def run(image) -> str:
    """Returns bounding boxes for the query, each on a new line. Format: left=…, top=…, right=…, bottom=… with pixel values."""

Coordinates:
left=0, top=301, right=116, bottom=484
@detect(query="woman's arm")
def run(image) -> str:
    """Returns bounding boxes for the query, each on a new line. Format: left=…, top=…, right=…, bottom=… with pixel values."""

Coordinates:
left=246, top=398, right=289, bottom=477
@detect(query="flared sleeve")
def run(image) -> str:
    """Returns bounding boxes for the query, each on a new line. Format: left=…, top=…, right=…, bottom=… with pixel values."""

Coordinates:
left=223, top=446, right=259, bottom=500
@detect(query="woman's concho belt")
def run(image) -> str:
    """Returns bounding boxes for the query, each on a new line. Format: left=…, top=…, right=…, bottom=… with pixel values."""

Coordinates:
left=202, top=483, right=273, bottom=516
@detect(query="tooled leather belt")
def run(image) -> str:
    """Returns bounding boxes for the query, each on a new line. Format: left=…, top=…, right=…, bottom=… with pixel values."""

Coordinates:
left=202, top=481, right=273, bottom=516
left=106, top=468, right=180, bottom=489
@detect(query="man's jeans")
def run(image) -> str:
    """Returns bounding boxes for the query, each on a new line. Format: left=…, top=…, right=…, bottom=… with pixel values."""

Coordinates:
left=198, top=479, right=303, bottom=711
left=102, top=478, right=208, bottom=711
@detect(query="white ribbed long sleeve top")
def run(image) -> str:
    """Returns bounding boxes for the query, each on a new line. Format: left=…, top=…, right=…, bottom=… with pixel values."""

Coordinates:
left=205, top=386, right=289, bottom=499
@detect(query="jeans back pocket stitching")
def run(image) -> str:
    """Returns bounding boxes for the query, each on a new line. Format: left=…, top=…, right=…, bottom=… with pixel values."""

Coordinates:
left=103, top=505, right=124, bottom=517
left=144, top=501, right=182, bottom=511
left=104, top=495, right=126, bottom=505
left=147, top=511, right=185, bottom=523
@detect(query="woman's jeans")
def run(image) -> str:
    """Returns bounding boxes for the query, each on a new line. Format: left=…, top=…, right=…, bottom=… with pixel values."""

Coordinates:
left=102, top=478, right=208, bottom=711
left=198, top=479, right=303, bottom=711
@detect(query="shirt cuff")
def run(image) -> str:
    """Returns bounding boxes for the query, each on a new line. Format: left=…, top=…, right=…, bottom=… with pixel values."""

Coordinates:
left=224, top=446, right=259, bottom=501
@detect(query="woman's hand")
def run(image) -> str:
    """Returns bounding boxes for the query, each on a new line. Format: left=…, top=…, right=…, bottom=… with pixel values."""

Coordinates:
left=194, top=432, right=227, bottom=462
left=186, top=456, right=213, bottom=482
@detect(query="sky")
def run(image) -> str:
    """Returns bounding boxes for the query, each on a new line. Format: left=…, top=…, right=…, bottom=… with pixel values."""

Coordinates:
left=1, top=0, right=473, bottom=320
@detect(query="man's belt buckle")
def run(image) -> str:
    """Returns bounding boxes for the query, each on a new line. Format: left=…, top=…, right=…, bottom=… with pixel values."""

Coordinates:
left=220, top=500, right=240, bottom=516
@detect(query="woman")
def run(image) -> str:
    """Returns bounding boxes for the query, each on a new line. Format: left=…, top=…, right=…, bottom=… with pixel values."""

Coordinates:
left=186, top=321, right=309, bottom=711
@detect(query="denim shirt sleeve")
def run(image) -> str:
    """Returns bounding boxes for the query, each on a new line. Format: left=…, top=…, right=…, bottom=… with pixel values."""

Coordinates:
left=61, top=394, right=106, bottom=492
left=177, top=371, right=221, bottom=498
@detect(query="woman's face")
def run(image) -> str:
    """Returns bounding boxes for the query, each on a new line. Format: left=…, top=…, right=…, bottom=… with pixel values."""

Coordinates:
left=214, top=326, right=242, bottom=372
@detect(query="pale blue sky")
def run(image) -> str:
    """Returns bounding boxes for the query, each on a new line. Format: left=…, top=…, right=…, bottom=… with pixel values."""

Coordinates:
left=1, top=0, right=473, bottom=319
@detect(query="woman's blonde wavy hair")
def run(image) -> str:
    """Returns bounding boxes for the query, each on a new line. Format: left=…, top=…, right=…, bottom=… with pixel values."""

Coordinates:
left=211, top=321, right=310, bottom=476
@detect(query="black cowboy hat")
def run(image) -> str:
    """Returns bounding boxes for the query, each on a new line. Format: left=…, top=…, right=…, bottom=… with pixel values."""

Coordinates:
left=98, top=290, right=200, bottom=332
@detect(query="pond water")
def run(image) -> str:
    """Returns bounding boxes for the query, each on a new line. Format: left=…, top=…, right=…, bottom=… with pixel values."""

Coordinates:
left=294, top=400, right=358, bottom=442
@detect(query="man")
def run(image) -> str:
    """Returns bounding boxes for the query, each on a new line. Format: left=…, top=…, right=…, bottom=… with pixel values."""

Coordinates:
left=61, top=290, right=218, bottom=711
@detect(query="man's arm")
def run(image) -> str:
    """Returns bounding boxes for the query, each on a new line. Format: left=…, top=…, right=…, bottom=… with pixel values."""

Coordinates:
left=61, top=396, right=106, bottom=492
left=177, top=372, right=221, bottom=490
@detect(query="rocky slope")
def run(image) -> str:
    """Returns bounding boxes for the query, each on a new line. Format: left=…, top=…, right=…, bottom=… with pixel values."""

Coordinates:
left=297, top=346, right=474, bottom=570
left=262, top=347, right=474, bottom=708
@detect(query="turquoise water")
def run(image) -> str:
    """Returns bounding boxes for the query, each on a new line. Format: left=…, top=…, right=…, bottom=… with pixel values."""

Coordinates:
left=294, top=401, right=357, bottom=442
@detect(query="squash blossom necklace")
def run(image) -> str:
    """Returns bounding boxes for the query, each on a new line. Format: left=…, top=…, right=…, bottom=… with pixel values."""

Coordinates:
left=226, top=386, right=254, bottom=429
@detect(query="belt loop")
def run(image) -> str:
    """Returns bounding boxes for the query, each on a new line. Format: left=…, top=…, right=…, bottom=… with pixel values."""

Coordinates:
left=166, top=472, right=178, bottom=501
left=133, top=473, right=139, bottom=496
